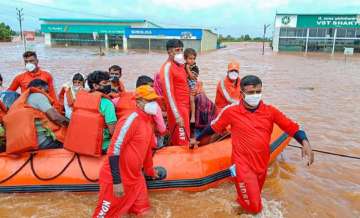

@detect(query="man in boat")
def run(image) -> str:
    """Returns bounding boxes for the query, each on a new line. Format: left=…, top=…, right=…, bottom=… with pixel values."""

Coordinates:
left=215, top=61, right=242, bottom=112
left=93, top=83, right=162, bottom=217
left=159, top=39, right=190, bottom=146
left=64, top=71, right=117, bottom=155
left=3, top=79, right=68, bottom=153
left=8, top=51, right=58, bottom=103
left=195, top=75, right=314, bottom=214
left=108, top=65, right=125, bottom=98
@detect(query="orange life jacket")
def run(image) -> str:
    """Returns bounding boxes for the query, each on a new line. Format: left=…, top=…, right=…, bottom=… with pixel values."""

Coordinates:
left=63, top=90, right=108, bottom=157
left=58, top=87, right=76, bottom=114
left=115, top=92, right=137, bottom=119
left=3, top=87, right=66, bottom=154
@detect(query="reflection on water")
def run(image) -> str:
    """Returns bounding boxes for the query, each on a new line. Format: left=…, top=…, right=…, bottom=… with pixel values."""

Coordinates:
left=0, top=39, right=359, bottom=217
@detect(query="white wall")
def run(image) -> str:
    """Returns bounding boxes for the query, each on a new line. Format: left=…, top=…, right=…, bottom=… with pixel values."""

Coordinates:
left=44, top=33, right=51, bottom=46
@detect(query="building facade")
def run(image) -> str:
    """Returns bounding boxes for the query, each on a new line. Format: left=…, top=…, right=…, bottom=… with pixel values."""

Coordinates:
left=40, top=18, right=217, bottom=52
left=273, top=14, right=360, bottom=53
left=125, top=28, right=217, bottom=52
left=40, top=18, right=159, bottom=49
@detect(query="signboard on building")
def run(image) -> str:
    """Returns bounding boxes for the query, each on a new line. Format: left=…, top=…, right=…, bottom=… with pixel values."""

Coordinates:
left=125, top=28, right=203, bottom=40
left=297, top=15, right=360, bottom=28
left=41, top=24, right=127, bottom=34
left=275, top=15, right=298, bottom=28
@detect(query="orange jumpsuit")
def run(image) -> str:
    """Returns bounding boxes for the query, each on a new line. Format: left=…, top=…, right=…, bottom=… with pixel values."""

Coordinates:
left=93, top=109, right=155, bottom=217
left=215, top=77, right=241, bottom=111
left=8, top=68, right=58, bottom=102
left=159, top=60, right=190, bottom=146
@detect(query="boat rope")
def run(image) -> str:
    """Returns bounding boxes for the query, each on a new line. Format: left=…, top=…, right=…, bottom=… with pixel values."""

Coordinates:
left=288, top=144, right=360, bottom=160
left=0, top=154, right=32, bottom=184
left=215, top=132, right=231, bottom=142
left=30, top=153, right=76, bottom=181
left=76, top=154, right=99, bottom=182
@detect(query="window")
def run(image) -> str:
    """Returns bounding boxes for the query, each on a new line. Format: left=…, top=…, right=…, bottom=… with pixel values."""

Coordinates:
left=356, top=29, right=360, bottom=38
left=326, top=28, right=335, bottom=37
left=296, top=28, right=306, bottom=37
left=309, top=28, right=317, bottom=37
left=280, top=28, right=287, bottom=37
left=317, top=28, right=326, bottom=37
left=286, top=28, right=296, bottom=37
left=337, top=29, right=346, bottom=38
left=346, top=29, right=356, bottom=38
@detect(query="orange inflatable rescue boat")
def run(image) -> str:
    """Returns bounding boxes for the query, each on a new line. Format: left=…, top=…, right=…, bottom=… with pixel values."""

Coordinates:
left=0, top=125, right=290, bottom=193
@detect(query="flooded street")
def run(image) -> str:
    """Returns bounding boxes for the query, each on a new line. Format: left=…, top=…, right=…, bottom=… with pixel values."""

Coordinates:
left=0, top=40, right=359, bottom=218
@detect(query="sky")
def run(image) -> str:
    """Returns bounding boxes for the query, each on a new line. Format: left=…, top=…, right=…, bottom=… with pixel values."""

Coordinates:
left=0, top=0, right=359, bottom=37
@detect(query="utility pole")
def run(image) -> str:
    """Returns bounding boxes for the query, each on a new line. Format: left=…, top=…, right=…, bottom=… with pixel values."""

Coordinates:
left=262, top=24, right=270, bottom=55
left=16, top=8, right=26, bottom=51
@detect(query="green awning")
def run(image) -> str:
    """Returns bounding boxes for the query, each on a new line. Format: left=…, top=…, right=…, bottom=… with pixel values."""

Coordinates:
left=41, top=24, right=126, bottom=34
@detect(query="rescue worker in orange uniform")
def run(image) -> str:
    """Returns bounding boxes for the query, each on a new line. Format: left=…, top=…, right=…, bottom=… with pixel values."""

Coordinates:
left=3, top=79, right=68, bottom=153
left=114, top=76, right=167, bottom=148
left=114, top=75, right=155, bottom=118
left=8, top=51, right=58, bottom=102
left=215, top=61, right=242, bottom=111
left=159, top=39, right=190, bottom=146
left=195, top=75, right=314, bottom=214
left=64, top=71, right=117, bottom=156
left=93, top=84, right=163, bottom=217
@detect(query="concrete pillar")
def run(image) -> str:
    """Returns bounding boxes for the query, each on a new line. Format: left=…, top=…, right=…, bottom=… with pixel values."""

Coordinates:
left=123, top=35, right=128, bottom=51
left=332, top=28, right=337, bottom=55
left=305, top=28, right=310, bottom=53
left=148, top=38, right=151, bottom=52
left=105, top=34, right=109, bottom=49
left=44, top=33, right=51, bottom=46
left=272, top=27, right=280, bottom=52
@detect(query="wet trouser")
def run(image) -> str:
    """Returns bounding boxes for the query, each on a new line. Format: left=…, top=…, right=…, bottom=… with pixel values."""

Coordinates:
left=233, top=162, right=267, bottom=214
left=92, top=179, right=150, bottom=218
left=167, top=105, right=190, bottom=146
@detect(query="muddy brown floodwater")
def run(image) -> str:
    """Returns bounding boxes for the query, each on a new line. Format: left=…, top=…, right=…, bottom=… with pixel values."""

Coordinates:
left=0, top=40, right=359, bottom=218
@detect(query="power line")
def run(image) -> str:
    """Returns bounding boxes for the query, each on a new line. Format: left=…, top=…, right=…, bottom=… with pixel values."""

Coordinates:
left=288, top=144, right=360, bottom=160
left=10, top=0, right=120, bottom=18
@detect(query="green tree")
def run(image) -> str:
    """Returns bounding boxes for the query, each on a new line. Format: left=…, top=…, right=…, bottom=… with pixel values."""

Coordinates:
left=0, top=22, right=12, bottom=42
left=244, top=34, right=251, bottom=41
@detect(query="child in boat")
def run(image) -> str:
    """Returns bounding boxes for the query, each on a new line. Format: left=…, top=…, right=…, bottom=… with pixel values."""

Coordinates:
left=184, top=48, right=199, bottom=127
left=59, top=73, right=85, bottom=119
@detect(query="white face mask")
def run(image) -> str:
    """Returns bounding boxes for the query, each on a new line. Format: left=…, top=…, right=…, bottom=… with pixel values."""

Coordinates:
left=73, top=85, right=81, bottom=93
left=228, top=71, right=239, bottom=81
left=25, top=63, right=36, bottom=72
left=144, top=101, right=158, bottom=115
left=174, top=53, right=185, bottom=65
left=244, top=94, right=262, bottom=107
